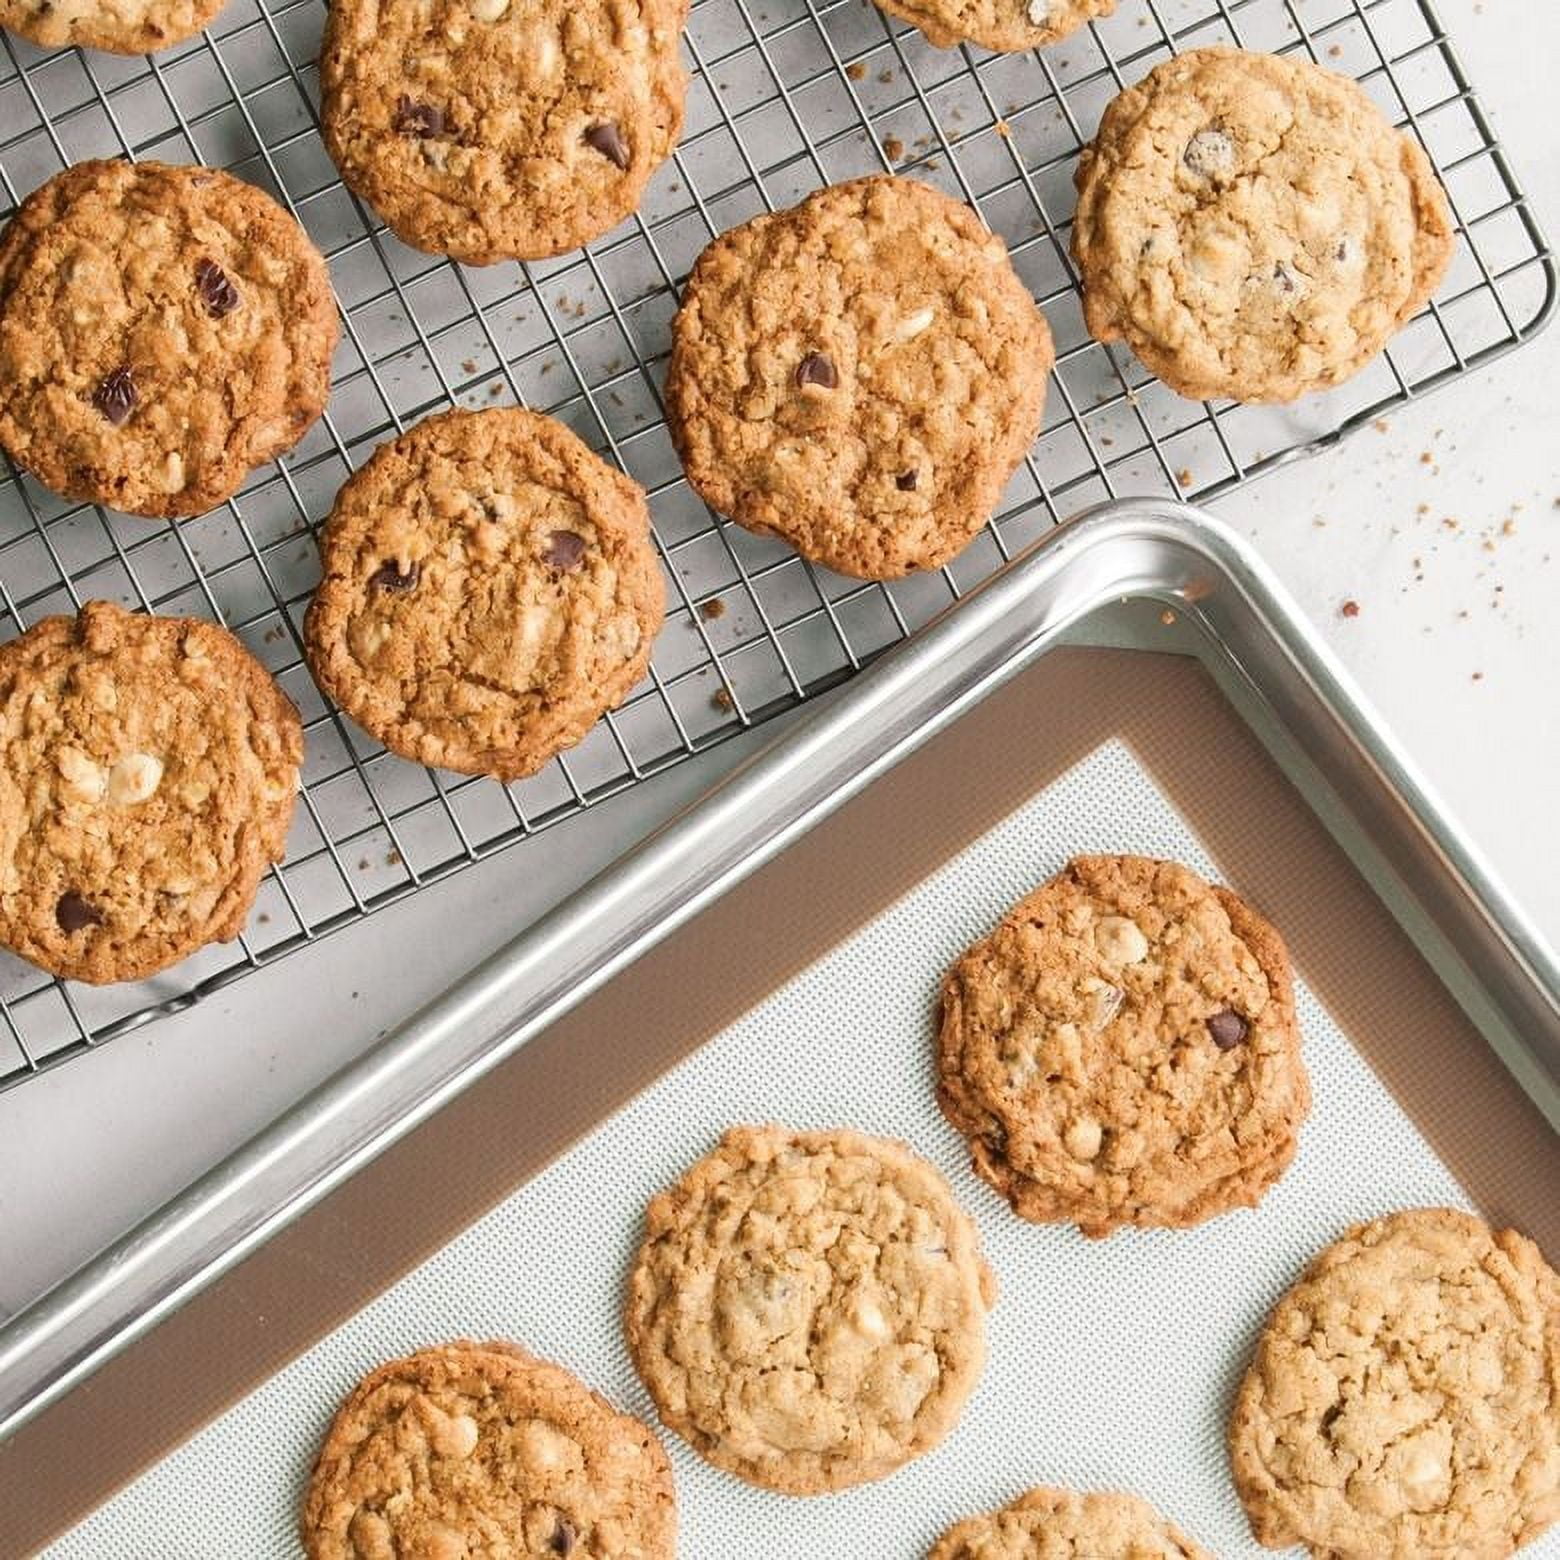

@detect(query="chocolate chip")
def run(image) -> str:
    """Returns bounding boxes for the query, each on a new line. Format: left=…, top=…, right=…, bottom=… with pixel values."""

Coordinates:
left=1272, top=261, right=1299, bottom=294
left=369, top=559, right=421, bottom=591
left=895, top=468, right=918, bottom=491
left=583, top=121, right=630, bottom=169
left=544, top=529, right=586, bottom=571
left=392, top=95, right=444, bottom=138
left=549, top=1520, right=577, bottom=1555
left=56, top=891, right=103, bottom=933
left=194, top=258, right=241, bottom=318
left=92, top=366, right=136, bottom=426
left=796, top=352, right=836, bottom=390
left=1206, top=1008, right=1249, bottom=1049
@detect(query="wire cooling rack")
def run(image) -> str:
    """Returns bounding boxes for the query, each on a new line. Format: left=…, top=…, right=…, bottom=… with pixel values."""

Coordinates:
left=0, top=0, right=1551, bottom=1089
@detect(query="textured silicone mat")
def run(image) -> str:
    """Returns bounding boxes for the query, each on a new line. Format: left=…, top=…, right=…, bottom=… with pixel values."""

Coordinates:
left=48, top=739, right=1559, bottom=1557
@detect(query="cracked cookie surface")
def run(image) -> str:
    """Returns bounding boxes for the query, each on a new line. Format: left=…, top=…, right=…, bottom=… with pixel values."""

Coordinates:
left=665, top=175, right=1052, bottom=579
left=0, top=0, right=223, bottom=52
left=871, top=0, right=1113, bottom=53
left=305, top=406, right=664, bottom=782
left=302, top=1340, right=676, bottom=1560
left=624, top=1124, right=995, bottom=1493
left=0, top=160, right=337, bottom=518
left=0, top=600, right=301, bottom=984
left=1072, top=47, right=1454, bottom=402
left=320, top=0, right=688, bottom=263
left=1230, top=1207, right=1560, bottom=1559
left=928, top=1485, right=1213, bottom=1558
left=937, top=854, right=1309, bottom=1237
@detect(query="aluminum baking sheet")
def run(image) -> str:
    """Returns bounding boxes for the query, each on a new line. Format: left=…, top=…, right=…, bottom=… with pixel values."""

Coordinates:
left=45, top=735, right=1560, bottom=1557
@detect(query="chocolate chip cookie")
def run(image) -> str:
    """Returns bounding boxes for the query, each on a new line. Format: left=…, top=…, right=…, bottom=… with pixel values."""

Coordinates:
left=928, top=1486, right=1213, bottom=1558
left=304, top=406, right=664, bottom=782
left=624, top=1124, right=996, bottom=1494
left=301, top=1340, right=677, bottom=1559
left=1230, top=1207, right=1559, bottom=1559
left=0, top=160, right=336, bottom=519
left=0, top=601, right=301, bottom=984
left=1072, top=47, right=1455, bottom=403
left=872, top=0, right=1113, bottom=53
left=937, top=854, right=1309, bottom=1237
left=665, top=175, right=1053, bottom=579
left=0, top=0, right=223, bottom=52
left=320, top=0, right=688, bottom=264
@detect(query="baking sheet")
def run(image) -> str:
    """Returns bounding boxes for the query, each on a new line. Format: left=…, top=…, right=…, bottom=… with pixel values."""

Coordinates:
left=48, top=737, right=1559, bottom=1558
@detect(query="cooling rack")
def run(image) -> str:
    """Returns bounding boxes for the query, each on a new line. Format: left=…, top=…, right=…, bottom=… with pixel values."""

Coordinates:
left=0, top=0, right=1551, bottom=1090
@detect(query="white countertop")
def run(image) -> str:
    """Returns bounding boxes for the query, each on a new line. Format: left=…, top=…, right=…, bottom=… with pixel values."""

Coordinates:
left=2, top=0, right=1555, bottom=1331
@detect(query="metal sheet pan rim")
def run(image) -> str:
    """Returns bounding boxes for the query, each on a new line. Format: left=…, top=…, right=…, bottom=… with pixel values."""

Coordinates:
left=2, top=498, right=1556, bottom=1445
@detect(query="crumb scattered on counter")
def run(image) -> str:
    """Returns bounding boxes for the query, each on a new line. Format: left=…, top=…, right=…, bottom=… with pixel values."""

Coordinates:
left=846, top=61, right=866, bottom=80
left=712, top=687, right=735, bottom=713
left=883, top=135, right=905, bottom=161
left=1176, top=468, right=1193, bottom=489
left=1340, top=599, right=1361, bottom=619
left=702, top=598, right=727, bottom=620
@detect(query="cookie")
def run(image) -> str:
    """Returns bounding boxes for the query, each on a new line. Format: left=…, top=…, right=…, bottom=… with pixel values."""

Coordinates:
left=624, top=1124, right=996, bottom=1494
left=301, top=1340, right=676, bottom=1559
left=928, top=1486, right=1213, bottom=1558
left=937, top=854, right=1309, bottom=1237
left=1072, top=47, right=1455, bottom=403
left=0, top=601, right=301, bottom=984
left=0, top=0, right=223, bottom=51
left=665, top=175, right=1052, bottom=580
left=304, top=406, right=664, bottom=782
left=319, top=0, right=688, bottom=264
left=0, top=160, right=337, bottom=519
left=871, top=0, right=1113, bottom=53
left=1230, top=1207, right=1560, bottom=1559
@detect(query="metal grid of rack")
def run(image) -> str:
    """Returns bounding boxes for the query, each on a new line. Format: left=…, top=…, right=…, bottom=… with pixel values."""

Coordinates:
left=0, top=0, right=1551, bottom=1089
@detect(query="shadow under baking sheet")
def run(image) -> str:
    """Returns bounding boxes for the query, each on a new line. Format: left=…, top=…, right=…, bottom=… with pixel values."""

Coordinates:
left=9, top=641, right=1557, bottom=1556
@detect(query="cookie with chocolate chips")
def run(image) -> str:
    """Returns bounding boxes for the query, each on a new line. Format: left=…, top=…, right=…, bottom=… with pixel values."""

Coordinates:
left=0, top=160, right=336, bottom=519
left=929, top=1486, right=1213, bottom=1558
left=301, top=1340, right=677, bottom=1559
left=665, top=175, right=1053, bottom=579
left=625, top=1124, right=996, bottom=1494
left=319, top=0, right=688, bottom=264
left=1072, top=47, right=1454, bottom=403
left=0, top=600, right=301, bottom=984
left=0, top=0, right=225, bottom=53
left=937, top=854, right=1309, bottom=1237
left=304, top=406, right=664, bottom=781
left=870, top=0, right=1114, bottom=54
left=1230, top=1207, right=1559, bottom=1559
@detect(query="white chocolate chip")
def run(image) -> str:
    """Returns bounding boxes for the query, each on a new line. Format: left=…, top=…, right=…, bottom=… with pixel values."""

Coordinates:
left=850, top=1295, right=891, bottom=1341
left=1182, top=127, right=1236, bottom=181
left=469, top=0, right=506, bottom=17
left=1064, top=1116, right=1103, bottom=1160
left=1093, top=914, right=1148, bottom=966
left=1026, top=0, right=1051, bottom=22
left=56, top=745, right=107, bottom=802
left=431, top=1410, right=479, bottom=1458
left=162, top=452, right=185, bottom=493
left=517, top=1421, right=582, bottom=1479
left=1081, top=977, right=1124, bottom=1032
left=896, top=306, right=935, bottom=341
left=107, top=752, right=163, bottom=806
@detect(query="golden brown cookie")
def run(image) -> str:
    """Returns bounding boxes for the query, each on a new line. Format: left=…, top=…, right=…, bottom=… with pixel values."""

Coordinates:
left=1072, top=47, right=1454, bottom=402
left=304, top=406, right=664, bottom=782
left=0, top=0, right=225, bottom=52
left=665, top=175, right=1053, bottom=580
left=872, top=0, right=1113, bottom=53
left=927, top=1485, right=1213, bottom=1558
left=937, top=854, right=1309, bottom=1237
left=0, top=160, right=337, bottom=518
left=301, top=1340, right=676, bottom=1559
left=624, top=1124, right=996, bottom=1494
left=0, top=601, right=301, bottom=984
left=1230, top=1207, right=1560, bottom=1560
left=319, top=0, right=688, bottom=264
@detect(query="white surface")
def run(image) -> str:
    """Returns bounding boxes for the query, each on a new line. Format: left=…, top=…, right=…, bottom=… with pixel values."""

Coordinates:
left=2, top=0, right=1556, bottom=1398
left=48, top=740, right=1559, bottom=1558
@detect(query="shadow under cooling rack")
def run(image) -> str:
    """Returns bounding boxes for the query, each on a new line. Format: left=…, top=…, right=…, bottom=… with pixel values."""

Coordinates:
left=0, top=0, right=1552, bottom=1089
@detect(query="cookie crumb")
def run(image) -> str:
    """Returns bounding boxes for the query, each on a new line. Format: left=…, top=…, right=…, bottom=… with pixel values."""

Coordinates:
left=1176, top=468, right=1193, bottom=489
left=845, top=60, right=866, bottom=80
left=1159, top=608, right=1176, bottom=626
left=883, top=135, right=905, bottom=161
left=1339, top=599, right=1360, bottom=618
left=701, top=597, right=727, bottom=620
left=712, top=687, right=735, bottom=713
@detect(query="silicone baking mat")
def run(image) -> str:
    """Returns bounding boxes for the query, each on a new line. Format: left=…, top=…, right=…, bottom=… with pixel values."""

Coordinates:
left=46, top=737, right=1560, bottom=1557
left=1, top=0, right=1552, bottom=1089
